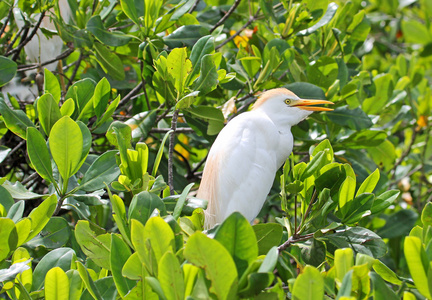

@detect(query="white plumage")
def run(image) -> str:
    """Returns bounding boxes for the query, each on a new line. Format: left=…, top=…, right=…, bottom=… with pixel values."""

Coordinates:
left=197, top=88, right=333, bottom=228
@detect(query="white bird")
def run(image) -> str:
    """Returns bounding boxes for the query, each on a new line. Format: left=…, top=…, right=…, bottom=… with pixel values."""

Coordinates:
left=197, top=88, right=333, bottom=228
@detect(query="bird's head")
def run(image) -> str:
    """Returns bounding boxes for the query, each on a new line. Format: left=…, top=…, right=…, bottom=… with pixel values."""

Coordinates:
left=252, top=88, right=333, bottom=126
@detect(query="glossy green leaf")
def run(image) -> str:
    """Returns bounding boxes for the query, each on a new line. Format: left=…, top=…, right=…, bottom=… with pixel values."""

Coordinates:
left=119, top=0, right=143, bottom=25
left=26, top=194, right=57, bottom=242
left=0, top=185, right=14, bottom=212
left=32, top=248, right=75, bottom=291
left=0, top=56, right=17, bottom=87
left=128, top=191, right=167, bottom=225
left=167, top=47, right=192, bottom=97
left=122, top=252, right=142, bottom=280
left=49, top=116, right=83, bottom=183
left=158, top=251, right=185, bottom=300
left=75, top=220, right=111, bottom=270
left=87, top=15, right=132, bottom=47
left=343, top=130, right=387, bottom=149
left=163, top=25, right=210, bottom=48
left=173, top=183, right=194, bottom=220
left=60, top=98, right=75, bottom=116
left=111, top=234, right=135, bottom=297
left=335, top=248, right=353, bottom=282
left=92, top=77, right=111, bottom=119
left=297, top=3, right=338, bottom=36
left=292, top=265, right=324, bottom=300
left=80, top=150, right=120, bottom=192
left=370, top=190, right=399, bottom=214
left=45, top=267, right=69, bottom=300
left=341, top=193, right=374, bottom=224
left=64, top=78, right=96, bottom=119
left=0, top=218, right=16, bottom=261
left=326, top=106, right=373, bottom=130
left=26, top=127, right=54, bottom=184
left=94, top=43, right=125, bottom=81
left=44, top=69, right=61, bottom=103
left=193, top=54, right=218, bottom=95
left=307, top=56, right=339, bottom=89
left=184, top=232, right=238, bottom=300
left=214, top=212, right=258, bottom=277
left=252, top=223, right=283, bottom=255
left=356, top=168, right=379, bottom=196
left=368, top=140, right=396, bottom=171
left=372, top=260, right=403, bottom=285
left=66, top=270, right=83, bottom=300
left=238, top=272, right=275, bottom=298
left=370, top=272, right=400, bottom=300
left=76, top=261, right=103, bottom=300
left=187, top=35, right=215, bottom=85
left=377, top=209, right=418, bottom=239
left=338, top=176, right=356, bottom=217
left=37, top=93, right=62, bottom=136
left=26, top=217, right=70, bottom=249
left=0, top=97, right=36, bottom=139
left=363, top=74, right=394, bottom=114
left=258, top=246, right=278, bottom=273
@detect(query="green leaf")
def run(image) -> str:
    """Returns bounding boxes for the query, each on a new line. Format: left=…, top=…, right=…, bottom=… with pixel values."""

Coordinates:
left=110, top=234, right=135, bottom=298
left=370, top=190, right=399, bottom=214
left=377, top=209, right=418, bottom=239
left=253, top=223, right=283, bottom=255
left=372, top=260, right=403, bottom=285
left=184, top=232, right=238, bottom=300
left=49, top=116, right=83, bottom=183
left=37, top=93, right=62, bottom=136
left=0, top=185, right=14, bottom=212
left=26, top=194, right=57, bottom=242
left=26, top=217, right=71, bottom=249
left=0, top=218, right=16, bottom=261
left=119, top=0, right=143, bottom=25
left=94, top=43, right=125, bottom=81
left=97, top=95, right=120, bottom=126
left=163, top=25, right=210, bottom=48
left=2, top=180, right=42, bottom=199
left=152, top=130, right=172, bottom=177
left=173, top=183, right=194, bottom=220
left=80, top=150, right=120, bottom=192
left=284, top=82, right=326, bottom=100
left=66, top=270, right=83, bottom=300
left=301, top=150, right=328, bottom=180
left=45, top=267, right=70, bottom=300
left=258, top=246, right=279, bottom=273
left=297, top=3, right=338, bottom=36
left=0, top=56, right=17, bottom=87
left=356, top=168, right=380, bottom=196
left=307, top=56, right=339, bottom=89
left=193, top=54, right=218, bottom=95
left=158, top=251, right=185, bottom=300
left=370, top=272, right=399, bottom=300
left=75, top=220, right=111, bottom=270
left=341, top=193, right=374, bottom=225
left=367, top=140, right=396, bottom=171
left=128, top=191, right=167, bottom=225
left=60, top=98, right=75, bottom=116
left=334, top=248, right=353, bottom=282
left=323, top=227, right=386, bottom=258
left=214, top=212, right=258, bottom=277
left=342, top=130, right=387, bottom=149
left=326, top=106, right=373, bottom=130
left=167, top=47, right=192, bottom=97
left=92, top=77, right=111, bottom=119
left=87, top=15, right=132, bottom=47
left=76, top=261, right=103, bottom=300
left=0, top=97, right=36, bottom=139
left=26, top=127, right=55, bottom=184
left=32, top=248, right=75, bottom=291
left=292, top=265, right=324, bottom=300
left=238, top=272, right=275, bottom=298
left=363, top=74, right=394, bottom=114
left=44, top=69, right=61, bottom=103
left=187, top=35, right=215, bottom=85
left=401, top=19, right=432, bottom=45
left=338, top=176, right=356, bottom=217
left=65, top=78, right=96, bottom=119
left=422, top=202, right=432, bottom=227
left=122, top=252, right=142, bottom=280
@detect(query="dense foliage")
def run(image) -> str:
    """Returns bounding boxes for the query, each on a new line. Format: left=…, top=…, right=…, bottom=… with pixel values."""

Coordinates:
left=0, top=0, right=431, bottom=299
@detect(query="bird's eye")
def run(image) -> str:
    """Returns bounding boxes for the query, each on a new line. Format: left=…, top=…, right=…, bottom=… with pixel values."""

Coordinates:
left=284, top=99, right=291, bottom=105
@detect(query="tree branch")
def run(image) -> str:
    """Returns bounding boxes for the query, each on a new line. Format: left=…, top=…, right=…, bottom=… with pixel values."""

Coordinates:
left=0, top=7, right=14, bottom=41
left=210, top=0, right=242, bottom=33
left=17, top=48, right=74, bottom=72
left=7, top=11, right=47, bottom=60
left=118, top=82, right=144, bottom=108
left=278, top=233, right=315, bottom=253
left=168, top=109, right=180, bottom=195
left=65, top=50, right=83, bottom=91
left=188, top=0, right=201, bottom=13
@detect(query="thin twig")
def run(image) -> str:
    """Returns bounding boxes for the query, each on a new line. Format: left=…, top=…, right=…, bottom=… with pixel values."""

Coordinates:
left=118, top=82, right=144, bottom=108
left=22, top=172, right=39, bottom=186
left=215, top=8, right=261, bottom=50
left=168, top=109, right=180, bottom=195
left=278, top=233, right=315, bottom=253
left=8, top=11, right=47, bottom=60
left=4, top=140, right=26, bottom=161
left=210, top=0, right=242, bottom=33
left=0, top=7, right=13, bottom=39
left=5, top=25, right=26, bottom=54
left=150, top=127, right=195, bottom=134
left=188, top=0, right=201, bottom=13
left=17, top=48, right=74, bottom=72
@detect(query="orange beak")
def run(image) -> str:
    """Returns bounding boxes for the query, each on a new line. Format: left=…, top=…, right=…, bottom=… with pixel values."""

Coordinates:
left=291, top=99, right=334, bottom=111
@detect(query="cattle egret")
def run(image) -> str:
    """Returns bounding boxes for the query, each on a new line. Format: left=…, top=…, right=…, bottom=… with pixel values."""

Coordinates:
left=197, top=88, right=333, bottom=228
